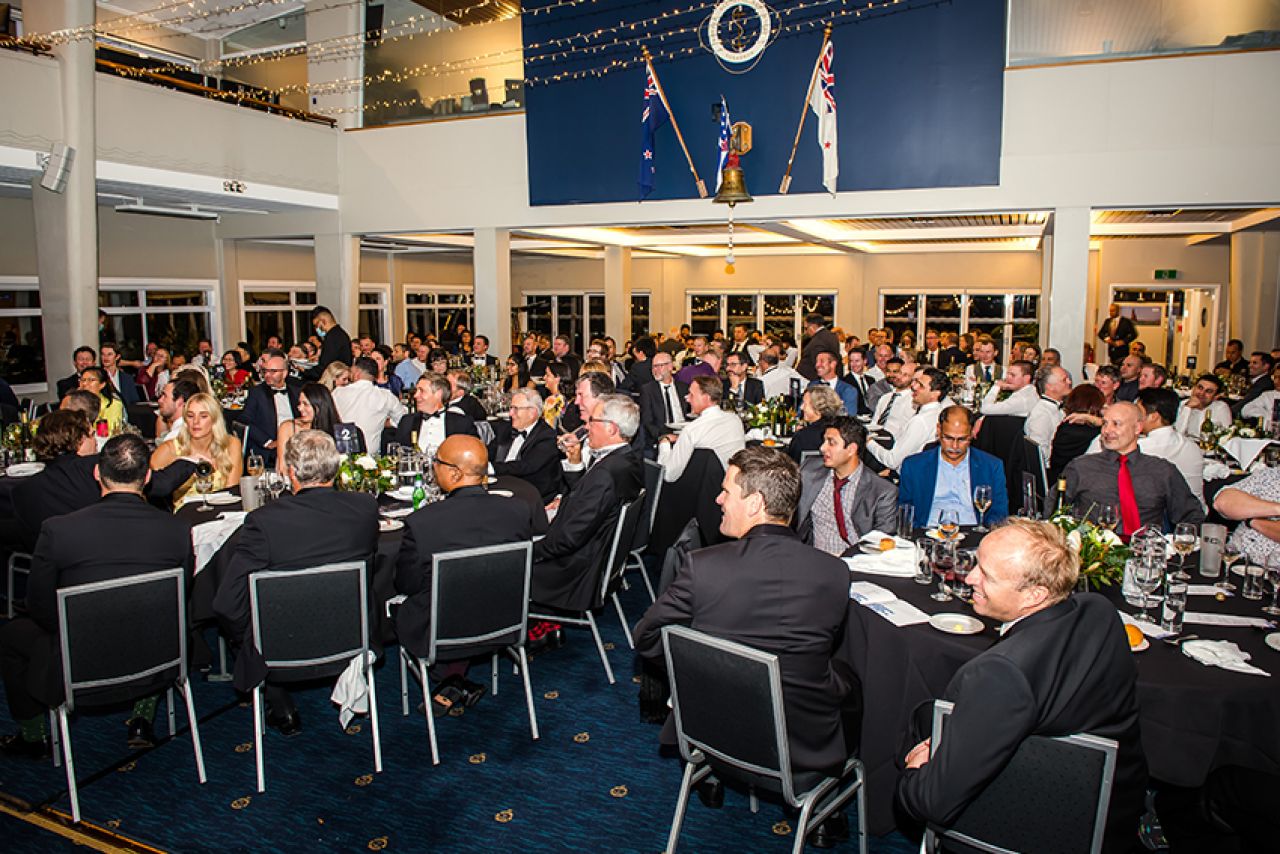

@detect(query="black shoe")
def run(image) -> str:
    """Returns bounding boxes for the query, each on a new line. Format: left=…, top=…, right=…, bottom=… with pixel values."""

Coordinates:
left=126, top=717, right=155, bottom=749
left=808, top=811, right=850, bottom=849
left=0, top=733, right=51, bottom=759
left=266, top=709, right=302, bottom=737
left=695, top=775, right=725, bottom=809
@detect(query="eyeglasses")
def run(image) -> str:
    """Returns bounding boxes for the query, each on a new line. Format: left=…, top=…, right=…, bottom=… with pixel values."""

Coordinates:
left=432, top=458, right=461, bottom=473
left=585, top=417, right=615, bottom=426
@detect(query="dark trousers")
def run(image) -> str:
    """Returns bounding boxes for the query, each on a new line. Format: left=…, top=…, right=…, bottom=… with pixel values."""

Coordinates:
left=0, top=617, right=55, bottom=721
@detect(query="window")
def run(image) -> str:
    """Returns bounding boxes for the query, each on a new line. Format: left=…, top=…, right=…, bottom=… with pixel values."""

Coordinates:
left=405, top=289, right=474, bottom=341
left=0, top=285, right=45, bottom=389
left=358, top=287, right=389, bottom=343
left=878, top=291, right=1041, bottom=363
left=99, top=281, right=216, bottom=361
left=242, top=284, right=385, bottom=351
left=521, top=292, right=640, bottom=353
left=687, top=292, right=838, bottom=343
left=630, top=294, right=651, bottom=340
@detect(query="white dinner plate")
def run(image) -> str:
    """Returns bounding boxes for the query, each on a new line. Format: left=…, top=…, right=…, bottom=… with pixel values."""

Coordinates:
left=204, top=492, right=240, bottom=506
left=490, top=489, right=514, bottom=498
left=1265, top=632, right=1280, bottom=653
left=1130, top=637, right=1150, bottom=653
left=3, top=462, right=44, bottom=477
left=929, top=613, right=984, bottom=635
left=379, top=518, right=404, bottom=533
left=387, top=486, right=416, bottom=502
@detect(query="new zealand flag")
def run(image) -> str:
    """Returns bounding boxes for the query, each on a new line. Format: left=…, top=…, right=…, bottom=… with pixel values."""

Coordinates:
left=637, top=65, right=670, bottom=199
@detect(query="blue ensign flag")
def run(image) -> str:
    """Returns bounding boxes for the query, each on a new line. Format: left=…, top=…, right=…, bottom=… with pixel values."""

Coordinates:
left=638, top=64, right=670, bottom=199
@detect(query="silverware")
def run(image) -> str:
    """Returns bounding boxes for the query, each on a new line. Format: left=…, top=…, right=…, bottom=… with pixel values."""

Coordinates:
left=1161, top=634, right=1200, bottom=647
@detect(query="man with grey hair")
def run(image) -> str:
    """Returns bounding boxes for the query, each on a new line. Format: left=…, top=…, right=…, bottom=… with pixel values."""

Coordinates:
left=490, top=386, right=561, bottom=502
left=532, top=395, right=643, bottom=611
left=1024, top=364, right=1072, bottom=455
left=656, top=374, right=745, bottom=482
left=213, top=430, right=380, bottom=736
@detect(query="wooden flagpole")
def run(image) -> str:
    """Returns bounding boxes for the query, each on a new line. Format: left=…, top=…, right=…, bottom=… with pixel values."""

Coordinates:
left=779, top=25, right=832, bottom=195
left=643, top=47, right=707, bottom=199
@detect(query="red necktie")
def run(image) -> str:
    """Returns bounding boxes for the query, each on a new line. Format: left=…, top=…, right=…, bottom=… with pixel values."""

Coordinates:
left=1117, top=454, right=1141, bottom=538
left=832, top=475, right=852, bottom=545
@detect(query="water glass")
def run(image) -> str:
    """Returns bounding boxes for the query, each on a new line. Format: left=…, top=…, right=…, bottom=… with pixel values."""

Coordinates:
left=951, top=550, right=975, bottom=602
left=897, top=504, right=916, bottom=539
left=913, top=538, right=933, bottom=585
left=1198, top=523, right=1226, bottom=580
left=1132, top=559, right=1163, bottom=623
left=1263, top=554, right=1280, bottom=616
left=1242, top=564, right=1265, bottom=601
left=1160, top=578, right=1188, bottom=634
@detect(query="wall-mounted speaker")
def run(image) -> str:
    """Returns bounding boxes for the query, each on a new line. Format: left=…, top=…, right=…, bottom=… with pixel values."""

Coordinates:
left=37, top=143, right=75, bottom=194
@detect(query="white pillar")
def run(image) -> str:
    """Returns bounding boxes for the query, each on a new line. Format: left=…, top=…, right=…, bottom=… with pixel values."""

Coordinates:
left=314, top=233, right=361, bottom=333
left=306, top=1, right=364, bottom=129
left=30, top=0, right=97, bottom=400
left=473, top=228, right=512, bottom=356
left=1046, top=207, right=1091, bottom=380
left=603, top=246, right=633, bottom=345
left=1230, top=232, right=1280, bottom=356
left=216, top=239, right=242, bottom=350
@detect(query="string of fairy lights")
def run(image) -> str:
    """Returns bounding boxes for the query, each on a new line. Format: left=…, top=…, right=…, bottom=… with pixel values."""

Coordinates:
left=17, top=0, right=923, bottom=117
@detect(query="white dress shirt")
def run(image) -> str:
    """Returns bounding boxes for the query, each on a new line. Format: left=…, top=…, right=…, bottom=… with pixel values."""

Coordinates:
left=655, top=381, right=686, bottom=425
left=1024, top=396, right=1064, bottom=458
left=870, top=388, right=914, bottom=436
left=657, top=405, right=746, bottom=482
left=270, top=386, right=294, bottom=427
left=979, top=383, right=1039, bottom=417
left=759, top=364, right=805, bottom=400
left=1241, top=391, right=1280, bottom=430
left=159, top=415, right=184, bottom=444
left=332, top=379, right=407, bottom=455
left=415, top=411, right=447, bottom=454
left=870, top=398, right=953, bottom=471
left=1174, top=399, right=1232, bottom=438
left=865, top=365, right=885, bottom=382
left=1085, top=425, right=1206, bottom=508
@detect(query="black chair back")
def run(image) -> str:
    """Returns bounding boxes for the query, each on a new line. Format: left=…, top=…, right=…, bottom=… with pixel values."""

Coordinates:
left=58, top=568, right=186, bottom=711
left=250, top=561, right=368, bottom=682
left=430, top=541, right=532, bottom=663
left=631, top=460, right=665, bottom=553
left=928, top=700, right=1117, bottom=854
left=596, top=491, right=645, bottom=605
left=649, top=448, right=725, bottom=555
left=334, top=422, right=367, bottom=455
left=972, top=414, right=1028, bottom=513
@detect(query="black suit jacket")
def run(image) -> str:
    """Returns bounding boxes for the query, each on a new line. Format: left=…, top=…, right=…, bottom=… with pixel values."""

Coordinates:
left=1114, top=378, right=1140, bottom=402
left=1098, top=316, right=1138, bottom=364
left=241, top=380, right=302, bottom=463
left=317, top=324, right=353, bottom=372
left=842, top=372, right=873, bottom=416
left=531, top=446, right=642, bottom=610
left=620, top=358, right=655, bottom=396
left=639, top=380, right=690, bottom=447
left=722, top=377, right=765, bottom=407
left=635, top=524, right=853, bottom=774
left=489, top=418, right=563, bottom=502
left=449, top=393, right=489, bottom=424
left=213, top=486, right=379, bottom=690
left=393, top=410, right=479, bottom=448
left=797, top=328, right=842, bottom=381
left=23, top=492, right=194, bottom=706
left=896, top=594, right=1146, bottom=853
left=55, top=374, right=80, bottom=399
left=725, top=340, right=755, bottom=365
left=393, top=485, right=535, bottom=658
left=1234, top=374, right=1276, bottom=418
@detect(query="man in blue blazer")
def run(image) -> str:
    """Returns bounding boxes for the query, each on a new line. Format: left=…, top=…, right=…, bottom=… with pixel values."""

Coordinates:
left=809, top=352, right=860, bottom=416
left=898, top=406, right=1008, bottom=528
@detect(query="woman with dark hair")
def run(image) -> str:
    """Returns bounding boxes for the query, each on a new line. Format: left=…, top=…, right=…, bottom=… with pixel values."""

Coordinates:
left=541, top=362, right=573, bottom=428
left=78, top=366, right=124, bottom=434
left=136, top=346, right=170, bottom=401
left=427, top=347, right=450, bottom=376
left=502, top=355, right=531, bottom=393
left=273, top=382, right=341, bottom=471
left=1048, top=384, right=1106, bottom=483
left=220, top=351, right=251, bottom=392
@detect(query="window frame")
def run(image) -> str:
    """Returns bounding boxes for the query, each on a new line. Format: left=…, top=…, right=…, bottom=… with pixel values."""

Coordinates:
left=403, top=285, right=475, bottom=342
left=877, top=288, right=1042, bottom=364
left=684, top=290, right=839, bottom=342
left=240, top=281, right=387, bottom=350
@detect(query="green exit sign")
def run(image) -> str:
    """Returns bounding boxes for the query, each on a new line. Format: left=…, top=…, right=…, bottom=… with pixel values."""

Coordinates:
left=1154, top=269, right=1179, bottom=280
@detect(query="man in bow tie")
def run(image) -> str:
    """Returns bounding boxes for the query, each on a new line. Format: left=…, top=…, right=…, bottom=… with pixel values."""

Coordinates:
left=242, top=350, right=301, bottom=466
left=490, top=387, right=562, bottom=502
left=393, top=372, right=477, bottom=456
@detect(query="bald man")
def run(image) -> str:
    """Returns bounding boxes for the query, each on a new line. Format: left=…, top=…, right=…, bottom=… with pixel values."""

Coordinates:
left=1058, top=402, right=1203, bottom=537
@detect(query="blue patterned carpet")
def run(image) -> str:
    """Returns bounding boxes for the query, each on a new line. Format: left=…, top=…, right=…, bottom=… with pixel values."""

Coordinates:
left=0, top=575, right=916, bottom=853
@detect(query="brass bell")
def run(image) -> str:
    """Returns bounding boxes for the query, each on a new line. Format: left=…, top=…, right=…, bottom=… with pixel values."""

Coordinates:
left=713, top=165, right=753, bottom=207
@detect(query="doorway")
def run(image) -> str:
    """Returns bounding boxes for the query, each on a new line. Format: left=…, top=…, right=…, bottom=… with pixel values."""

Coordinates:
left=1108, top=284, right=1221, bottom=374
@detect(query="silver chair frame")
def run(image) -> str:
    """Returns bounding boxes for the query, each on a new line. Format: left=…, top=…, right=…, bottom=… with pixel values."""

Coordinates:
left=397, top=541, right=538, bottom=765
left=53, top=568, right=206, bottom=823
left=6, top=551, right=32, bottom=618
left=662, top=625, right=867, bottom=854
left=921, top=700, right=1117, bottom=854
left=624, top=461, right=665, bottom=603
left=248, top=560, right=381, bottom=793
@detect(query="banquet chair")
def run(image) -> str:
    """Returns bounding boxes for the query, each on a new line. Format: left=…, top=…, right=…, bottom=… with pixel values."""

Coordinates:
left=51, top=568, right=207, bottom=823
left=6, top=551, right=32, bottom=618
left=623, top=460, right=665, bottom=602
left=661, top=625, right=867, bottom=854
left=229, top=422, right=249, bottom=457
left=800, top=450, right=822, bottom=465
left=920, top=700, right=1117, bottom=854
left=248, top=560, right=381, bottom=792
left=530, top=491, right=646, bottom=685
left=397, top=541, right=537, bottom=765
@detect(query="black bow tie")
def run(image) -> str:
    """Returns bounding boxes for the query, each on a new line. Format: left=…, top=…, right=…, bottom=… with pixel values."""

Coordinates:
left=271, top=387, right=289, bottom=396
left=421, top=411, right=444, bottom=420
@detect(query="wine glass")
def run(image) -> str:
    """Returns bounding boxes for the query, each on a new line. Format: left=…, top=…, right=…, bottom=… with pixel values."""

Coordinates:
left=1172, top=523, right=1197, bottom=581
left=1096, top=504, right=1119, bottom=532
left=972, top=485, right=992, bottom=533
left=246, top=451, right=265, bottom=478
left=938, top=508, right=960, bottom=540
left=1132, top=558, right=1162, bottom=623
left=930, top=540, right=956, bottom=602
left=1263, top=553, right=1280, bottom=617
left=194, top=462, right=216, bottom=513
left=1220, top=542, right=1241, bottom=592
left=951, top=550, right=975, bottom=602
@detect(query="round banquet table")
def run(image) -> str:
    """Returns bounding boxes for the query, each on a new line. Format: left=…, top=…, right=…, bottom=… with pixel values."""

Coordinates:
left=837, top=529, right=1280, bottom=836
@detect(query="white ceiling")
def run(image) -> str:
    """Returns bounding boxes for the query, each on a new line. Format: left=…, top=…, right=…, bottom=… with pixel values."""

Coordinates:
left=97, top=0, right=306, bottom=42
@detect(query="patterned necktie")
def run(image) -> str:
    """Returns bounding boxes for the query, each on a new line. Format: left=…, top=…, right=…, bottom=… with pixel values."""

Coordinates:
left=1117, top=454, right=1142, bottom=537
left=876, top=392, right=899, bottom=427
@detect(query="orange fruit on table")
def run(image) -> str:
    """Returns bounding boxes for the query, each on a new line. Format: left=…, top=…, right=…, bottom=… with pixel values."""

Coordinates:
left=1124, top=624, right=1145, bottom=649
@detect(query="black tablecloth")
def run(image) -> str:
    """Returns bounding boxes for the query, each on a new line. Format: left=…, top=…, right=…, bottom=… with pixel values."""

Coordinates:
left=838, top=531, right=1280, bottom=835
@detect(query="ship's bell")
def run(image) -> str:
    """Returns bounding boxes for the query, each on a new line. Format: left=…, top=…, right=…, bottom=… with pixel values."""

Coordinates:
left=713, top=166, right=753, bottom=206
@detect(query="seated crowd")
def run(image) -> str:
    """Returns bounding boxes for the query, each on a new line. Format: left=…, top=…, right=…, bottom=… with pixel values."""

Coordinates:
left=3, top=304, right=1279, bottom=852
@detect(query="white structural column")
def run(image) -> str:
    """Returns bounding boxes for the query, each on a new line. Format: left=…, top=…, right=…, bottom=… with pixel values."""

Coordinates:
left=306, top=0, right=364, bottom=129
left=216, top=239, right=243, bottom=348
left=603, top=246, right=633, bottom=346
left=1230, top=232, right=1280, bottom=353
left=473, top=228, right=512, bottom=356
left=1045, top=207, right=1091, bottom=380
left=314, top=233, right=362, bottom=332
left=30, top=0, right=97, bottom=399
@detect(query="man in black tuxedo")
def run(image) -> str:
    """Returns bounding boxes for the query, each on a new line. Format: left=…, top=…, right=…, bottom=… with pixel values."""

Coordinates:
left=490, top=387, right=563, bottom=502
left=896, top=519, right=1146, bottom=853
left=445, top=369, right=489, bottom=423
left=394, top=372, right=478, bottom=454
left=213, top=430, right=379, bottom=734
left=638, top=352, right=690, bottom=451
left=519, top=334, right=549, bottom=379
left=310, top=305, right=353, bottom=375
left=796, top=313, right=842, bottom=381
left=842, top=349, right=874, bottom=416
left=725, top=324, right=755, bottom=366
left=100, top=342, right=140, bottom=406
left=620, top=336, right=657, bottom=396
left=1233, top=351, right=1276, bottom=417
left=722, top=351, right=765, bottom=408
left=1097, top=303, right=1139, bottom=366
left=467, top=334, right=500, bottom=370
left=0, top=435, right=194, bottom=757
left=531, top=395, right=643, bottom=611
left=241, top=351, right=301, bottom=465
left=550, top=334, right=582, bottom=380
left=55, top=346, right=97, bottom=399
left=394, top=436, right=534, bottom=701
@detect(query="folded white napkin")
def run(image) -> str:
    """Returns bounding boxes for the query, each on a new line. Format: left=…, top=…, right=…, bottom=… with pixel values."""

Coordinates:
left=1181, top=639, right=1270, bottom=676
left=1118, top=610, right=1174, bottom=640
left=330, top=650, right=378, bottom=728
left=844, top=546, right=917, bottom=578
left=190, top=512, right=247, bottom=574
left=1187, top=585, right=1232, bottom=597
left=1202, top=460, right=1233, bottom=482
left=1184, top=612, right=1275, bottom=629
left=1221, top=437, right=1276, bottom=470
left=4, top=462, right=45, bottom=477
left=381, top=506, right=414, bottom=518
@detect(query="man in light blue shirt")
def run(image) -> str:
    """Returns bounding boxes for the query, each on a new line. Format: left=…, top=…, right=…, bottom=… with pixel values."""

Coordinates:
left=395, top=340, right=429, bottom=390
left=898, top=406, right=1009, bottom=529
left=930, top=418, right=978, bottom=526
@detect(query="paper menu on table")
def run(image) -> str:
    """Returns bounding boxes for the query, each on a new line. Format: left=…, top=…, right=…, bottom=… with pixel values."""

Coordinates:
left=862, top=598, right=932, bottom=627
left=1184, top=612, right=1276, bottom=629
left=849, top=581, right=898, bottom=606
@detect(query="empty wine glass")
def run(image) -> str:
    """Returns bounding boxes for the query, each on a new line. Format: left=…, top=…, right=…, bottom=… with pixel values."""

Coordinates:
left=973, top=485, right=992, bottom=533
left=1096, top=504, right=1119, bottom=532
left=1133, top=558, right=1162, bottom=623
left=1220, top=542, right=1241, bottom=592
left=1172, top=523, right=1197, bottom=581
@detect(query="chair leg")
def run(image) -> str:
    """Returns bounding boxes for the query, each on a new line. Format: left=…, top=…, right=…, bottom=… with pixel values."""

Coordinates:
left=208, top=636, right=233, bottom=683
left=632, top=551, right=657, bottom=602
left=179, top=679, right=208, bottom=784
left=491, top=652, right=499, bottom=697
left=49, top=710, right=61, bottom=768
left=365, top=657, right=383, bottom=775
left=666, top=760, right=700, bottom=854
left=399, top=649, right=410, bottom=716
left=856, top=766, right=868, bottom=854
left=584, top=611, right=615, bottom=685
left=749, top=786, right=759, bottom=814
left=791, top=794, right=822, bottom=854
left=419, top=660, right=439, bottom=766
left=252, top=685, right=266, bottom=793
left=612, top=593, right=634, bottom=649
left=166, top=687, right=176, bottom=737
left=517, top=646, right=539, bottom=741
left=5, top=558, right=13, bottom=620
left=57, top=707, right=80, bottom=823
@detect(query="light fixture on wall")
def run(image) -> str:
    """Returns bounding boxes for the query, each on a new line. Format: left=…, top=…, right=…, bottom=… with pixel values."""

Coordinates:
left=113, top=201, right=220, bottom=221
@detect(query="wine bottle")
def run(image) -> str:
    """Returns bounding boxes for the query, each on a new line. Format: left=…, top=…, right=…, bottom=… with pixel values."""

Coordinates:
left=1053, top=477, right=1069, bottom=518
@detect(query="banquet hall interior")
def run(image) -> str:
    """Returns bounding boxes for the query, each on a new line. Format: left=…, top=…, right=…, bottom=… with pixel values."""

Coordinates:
left=1, top=0, right=1279, bottom=851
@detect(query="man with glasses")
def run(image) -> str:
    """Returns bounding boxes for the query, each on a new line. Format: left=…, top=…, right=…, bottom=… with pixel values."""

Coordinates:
left=897, top=406, right=1008, bottom=528
left=490, top=387, right=561, bottom=502
left=723, top=351, right=765, bottom=408
left=639, top=352, right=689, bottom=451
left=243, top=350, right=301, bottom=465
left=532, top=395, right=643, bottom=611
left=393, top=372, right=478, bottom=456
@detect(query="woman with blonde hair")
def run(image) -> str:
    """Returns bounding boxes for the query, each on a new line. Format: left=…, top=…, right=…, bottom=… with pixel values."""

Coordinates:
left=319, top=361, right=350, bottom=391
left=150, top=392, right=243, bottom=505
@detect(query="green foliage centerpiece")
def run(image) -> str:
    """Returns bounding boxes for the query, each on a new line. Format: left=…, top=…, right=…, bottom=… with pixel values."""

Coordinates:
left=337, top=453, right=396, bottom=495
